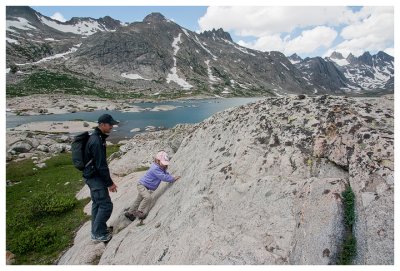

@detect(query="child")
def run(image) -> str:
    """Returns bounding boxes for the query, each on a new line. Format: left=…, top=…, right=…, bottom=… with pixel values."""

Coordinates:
left=125, top=150, right=180, bottom=220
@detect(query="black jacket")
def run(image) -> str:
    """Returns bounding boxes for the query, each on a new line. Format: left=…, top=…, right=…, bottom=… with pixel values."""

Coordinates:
left=83, top=127, right=113, bottom=187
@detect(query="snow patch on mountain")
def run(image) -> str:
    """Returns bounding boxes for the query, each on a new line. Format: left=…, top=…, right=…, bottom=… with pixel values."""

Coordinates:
left=281, top=62, right=290, bottom=70
left=205, top=60, right=218, bottom=83
left=6, top=38, right=19, bottom=45
left=223, top=39, right=256, bottom=56
left=15, top=44, right=80, bottom=66
left=121, top=73, right=150, bottom=80
left=38, top=15, right=104, bottom=36
left=166, top=34, right=193, bottom=90
left=181, top=28, right=190, bottom=37
left=289, top=59, right=301, bottom=64
left=6, top=17, right=36, bottom=33
left=194, top=35, right=218, bottom=60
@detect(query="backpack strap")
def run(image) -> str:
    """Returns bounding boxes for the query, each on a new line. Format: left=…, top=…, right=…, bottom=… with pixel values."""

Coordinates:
left=85, top=159, right=93, bottom=167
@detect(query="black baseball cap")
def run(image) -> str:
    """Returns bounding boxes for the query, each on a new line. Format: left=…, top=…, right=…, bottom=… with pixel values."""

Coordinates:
left=98, top=114, right=119, bottom=125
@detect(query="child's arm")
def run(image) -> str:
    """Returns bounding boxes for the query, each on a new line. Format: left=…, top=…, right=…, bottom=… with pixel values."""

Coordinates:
left=153, top=167, right=175, bottom=183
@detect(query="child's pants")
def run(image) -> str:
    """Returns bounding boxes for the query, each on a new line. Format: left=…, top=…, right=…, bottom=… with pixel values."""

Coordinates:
left=131, top=183, right=153, bottom=215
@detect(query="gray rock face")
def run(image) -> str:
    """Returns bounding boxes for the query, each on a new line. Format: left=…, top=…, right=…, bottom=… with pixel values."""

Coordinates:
left=57, top=222, right=106, bottom=265
left=9, top=141, right=32, bottom=153
left=324, top=51, right=394, bottom=93
left=295, top=57, right=354, bottom=94
left=109, top=124, right=196, bottom=176
left=60, top=95, right=393, bottom=265
left=7, top=7, right=394, bottom=96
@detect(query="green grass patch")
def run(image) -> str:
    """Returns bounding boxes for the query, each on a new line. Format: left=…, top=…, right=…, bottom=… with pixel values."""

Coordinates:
left=106, top=144, right=121, bottom=158
left=6, top=145, right=120, bottom=264
left=337, top=184, right=357, bottom=265
left=133, top=166, right=150, bottom=172
left=6, top=70, right=114, bottom=98
left=6, top=69, right=162, bottom=100
left=342, top=185, right=355, bottom=227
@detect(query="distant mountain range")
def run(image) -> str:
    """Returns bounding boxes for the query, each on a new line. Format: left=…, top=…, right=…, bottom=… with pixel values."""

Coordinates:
left=289, top=50, right=394, bottom=93
left=6, top=6, right=394, bottom=98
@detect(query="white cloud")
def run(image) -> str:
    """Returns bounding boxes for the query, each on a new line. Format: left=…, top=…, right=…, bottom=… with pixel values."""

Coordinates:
left=384, top=48, right=394, bottom=57
left=341, top=7, right=393, bottom=40
left=238, top=26, right=337, bottom=55
left=285, top=26, right=337, bottom=54
left=199, top=6, right=353, bottom=37
left=51, top=12, right=67, bottom=23
left=198, top=6, right=394, bottom=57
left=329, top=7, right=394, bottom=56
left=238, top=35, right=284, bottom=52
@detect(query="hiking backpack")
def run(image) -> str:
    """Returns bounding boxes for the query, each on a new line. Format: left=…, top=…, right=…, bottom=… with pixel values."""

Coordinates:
left=71, top=131, right=91, bottom=171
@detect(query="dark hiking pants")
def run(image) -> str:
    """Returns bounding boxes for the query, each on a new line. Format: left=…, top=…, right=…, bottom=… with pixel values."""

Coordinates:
left=85, top=177, right=113, bottom=237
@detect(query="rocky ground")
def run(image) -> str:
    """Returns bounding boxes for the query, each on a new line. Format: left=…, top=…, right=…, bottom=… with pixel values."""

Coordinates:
left=6, top=94, right=187, bottom=116
left=6, top=120, right=98, bottom=164
left=56, top=94, right=393, bottom=265
left=6, top=94, right=129, bottom=115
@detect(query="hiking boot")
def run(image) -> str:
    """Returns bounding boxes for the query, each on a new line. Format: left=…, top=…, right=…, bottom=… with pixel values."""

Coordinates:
left=91, top=232, right=112, bottom=242
left=124, top=211, right=136, bottom=221
left=133, top=210, right=147, bottom=219
left=107, top=226, right=113, bottom=234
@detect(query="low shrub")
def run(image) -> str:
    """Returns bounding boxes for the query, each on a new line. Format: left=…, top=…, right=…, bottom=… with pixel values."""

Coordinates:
left=10, top=227, right=58, bottom=254
left=28, top=192, right=78, bottom=218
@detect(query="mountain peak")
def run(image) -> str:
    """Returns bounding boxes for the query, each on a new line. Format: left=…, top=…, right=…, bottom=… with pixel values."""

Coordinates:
left=358, top=51, right=373, bottom=66
left=376, top=51, right=393, bottom=62
left=200, top=28, right=233, bottom=42
left=6, top=6, right=37, bottom=18
left=346, top=53, right=357, bottom=63
left=329, top=51, right=345, bottom=59
left=143, top=12, right=167, bottom=23
left=288, top=53, right=303, bottom=64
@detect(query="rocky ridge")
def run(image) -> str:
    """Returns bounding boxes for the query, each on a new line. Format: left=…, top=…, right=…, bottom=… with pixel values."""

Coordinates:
left=58, top=94, right=393, bottom=264
left=7, top=7, right=394, bottom=97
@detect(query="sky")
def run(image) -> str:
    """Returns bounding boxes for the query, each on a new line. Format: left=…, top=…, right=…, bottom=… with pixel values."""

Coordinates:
left=29, top=5, right=394, bottom=59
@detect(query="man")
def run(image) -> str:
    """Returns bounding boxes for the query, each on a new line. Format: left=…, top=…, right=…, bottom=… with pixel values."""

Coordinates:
left=83, top=114, right=119, bottom=242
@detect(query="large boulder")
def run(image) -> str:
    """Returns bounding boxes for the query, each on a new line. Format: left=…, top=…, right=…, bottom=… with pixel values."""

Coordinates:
left=109, top=124, right=196, bottom=177
left=60, top=95, right=394, bottom=265
left=49, top=143, right=66, bottom=154
left=57, top=222, right=106, bottom=265
left=8, top=141, right=32, bottom=153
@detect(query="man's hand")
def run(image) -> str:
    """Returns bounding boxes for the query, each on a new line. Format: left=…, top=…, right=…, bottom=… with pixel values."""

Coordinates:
left=174, top=176, right=181, bottom=181
left=108, top=183, right=118, bottom=192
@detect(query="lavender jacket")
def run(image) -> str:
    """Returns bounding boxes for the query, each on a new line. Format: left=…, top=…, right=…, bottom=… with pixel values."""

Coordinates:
left=139, top=162, right=175, bottom=190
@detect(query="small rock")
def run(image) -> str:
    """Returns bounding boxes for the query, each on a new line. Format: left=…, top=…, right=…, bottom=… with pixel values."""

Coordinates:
left=37, top=145, right=49, bottom=153
left=6, top=152, right=13, bottom=162
left=298, top=94, right=306, bottom=100
left=63, top=126, right=69, bottom=129
left=37, top=163, right=47, bottom=169
left=6, top=251, right=15, bottom=265
left=18, top=153, right=25, bottom=158
left=60, top=135, right=70, bottom=142
left=155, top=222, right=161, bottom=228
left=83, top=122, right=89, bottom=127
left=49, top=144, right=66, bottom=153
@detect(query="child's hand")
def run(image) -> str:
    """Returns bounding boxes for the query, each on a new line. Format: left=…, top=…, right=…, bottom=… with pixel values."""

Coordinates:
left=174, top=176, right=181, bottom=181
